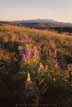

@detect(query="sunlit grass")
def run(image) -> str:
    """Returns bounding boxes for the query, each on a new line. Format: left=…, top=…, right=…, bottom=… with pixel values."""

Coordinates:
left=0, top=24, right=72, bottom=105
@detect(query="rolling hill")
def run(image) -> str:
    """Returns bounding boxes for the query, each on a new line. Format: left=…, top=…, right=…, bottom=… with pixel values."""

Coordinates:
left=0, top=24, right=72, bottom=106
left=14, top=19, right=72, bottom=27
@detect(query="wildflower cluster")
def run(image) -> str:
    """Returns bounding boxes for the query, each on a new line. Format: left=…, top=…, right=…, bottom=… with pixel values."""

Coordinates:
left=18, top=34, right=40, bottom=66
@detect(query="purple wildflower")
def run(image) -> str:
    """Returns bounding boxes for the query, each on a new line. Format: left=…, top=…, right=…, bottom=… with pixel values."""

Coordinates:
left=18, top=46, right=26, bottom=56
left=26, top=49, right=34, bottom=58
left=23, top=34, right=31, bottom=44
left=19, top=49, right=25, bottom=56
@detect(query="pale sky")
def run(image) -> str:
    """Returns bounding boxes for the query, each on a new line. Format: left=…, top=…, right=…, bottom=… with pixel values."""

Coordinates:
left=0, top=0, right=72, bottom=22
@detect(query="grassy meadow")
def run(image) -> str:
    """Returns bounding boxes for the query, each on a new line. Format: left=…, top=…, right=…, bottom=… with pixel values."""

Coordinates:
left=0, top=24, right=72, bottom=106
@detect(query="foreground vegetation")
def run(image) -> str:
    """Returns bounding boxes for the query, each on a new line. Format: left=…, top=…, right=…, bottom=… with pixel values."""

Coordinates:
left=0, top=24, right=72, bottom=106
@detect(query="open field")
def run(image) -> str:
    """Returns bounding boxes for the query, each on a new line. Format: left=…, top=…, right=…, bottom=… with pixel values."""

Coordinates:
left=0, top=24, right=72, bottom=106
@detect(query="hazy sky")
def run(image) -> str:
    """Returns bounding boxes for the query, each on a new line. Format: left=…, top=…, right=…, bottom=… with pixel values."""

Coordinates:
left=0, top=0, right=72, bottom=22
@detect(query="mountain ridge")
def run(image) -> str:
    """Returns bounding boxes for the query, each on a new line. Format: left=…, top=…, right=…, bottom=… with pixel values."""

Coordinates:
left=14, top=19, right=72, bottom=27
left=0, top=19, right=72, bottom=27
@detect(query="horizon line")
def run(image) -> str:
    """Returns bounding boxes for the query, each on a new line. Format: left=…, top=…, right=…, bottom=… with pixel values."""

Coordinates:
left=0, top=18, right=72, bottom=23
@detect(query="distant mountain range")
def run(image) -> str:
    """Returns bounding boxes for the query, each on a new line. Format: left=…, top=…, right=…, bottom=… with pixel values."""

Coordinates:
left=14, top=19, right=72, bottom=27
left=0, top=19, right=72, bottom=27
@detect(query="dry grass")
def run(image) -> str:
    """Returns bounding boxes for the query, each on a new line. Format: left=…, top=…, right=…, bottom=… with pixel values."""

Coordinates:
left=0, top=48, right=16, bottom=63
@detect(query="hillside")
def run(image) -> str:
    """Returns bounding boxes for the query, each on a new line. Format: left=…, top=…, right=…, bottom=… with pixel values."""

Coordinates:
left=14, top=19, right=72, bottom=33
left=0, top=24, right=72, bottom=106
left=15, top=19, right=72, bottom=27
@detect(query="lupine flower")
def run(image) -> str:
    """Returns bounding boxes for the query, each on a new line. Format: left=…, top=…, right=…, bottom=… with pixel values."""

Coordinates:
left=23, top=33, right=31, bottom=44
left=26, top=49, right=34, bottom=59
left=38, top=63, right=48, bottom=73
left=18, top=46, right=25, bottom=56
left=18, top=34, right=40, bottom=65
left=25, top=49, right=39, bottom=65
left=38, top=63, right=45, bottom=72
left=27, top=72, right=31, bottom=82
